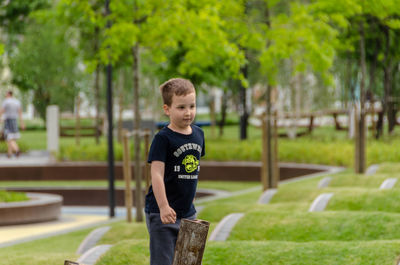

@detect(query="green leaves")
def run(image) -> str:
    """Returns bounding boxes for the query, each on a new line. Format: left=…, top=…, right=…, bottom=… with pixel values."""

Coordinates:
left=259, top=2, right=338, bottom=85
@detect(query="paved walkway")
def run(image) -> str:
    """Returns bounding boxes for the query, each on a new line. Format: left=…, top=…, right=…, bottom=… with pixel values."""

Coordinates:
left=0, top=150, right=53, bottom=166
left=0, top=206, right=131, bottom=248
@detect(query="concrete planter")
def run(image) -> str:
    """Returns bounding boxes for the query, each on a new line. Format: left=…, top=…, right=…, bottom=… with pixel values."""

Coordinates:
left=0, top=193, right=62, bottom=226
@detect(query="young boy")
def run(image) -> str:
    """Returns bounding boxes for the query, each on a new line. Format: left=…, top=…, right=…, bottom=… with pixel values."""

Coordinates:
left=145, top=78, right=205, bottom=265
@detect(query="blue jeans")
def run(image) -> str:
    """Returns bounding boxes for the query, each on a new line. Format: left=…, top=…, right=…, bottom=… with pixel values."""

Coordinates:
left=146, top=212, right=196, bottom=265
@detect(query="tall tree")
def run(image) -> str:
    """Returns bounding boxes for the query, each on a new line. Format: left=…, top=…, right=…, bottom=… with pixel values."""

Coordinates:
left=57, top=0, right=107, bottom=144
left=9, top=18, right=84, bottom=120
left=0, top=0, right=51, bottom=50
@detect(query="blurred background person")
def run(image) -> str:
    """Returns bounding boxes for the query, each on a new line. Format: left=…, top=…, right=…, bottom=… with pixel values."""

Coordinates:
left=0, top=91, right=25, bottom=158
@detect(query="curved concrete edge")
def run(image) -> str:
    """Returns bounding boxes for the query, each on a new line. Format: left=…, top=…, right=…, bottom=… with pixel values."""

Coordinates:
left=77, top=244, right=113, bottom=265
left=318, top=177, right=332, bottom=189
left=76, top=226, right=111, bottom=255
left=258, top=189, right=277, bottom=204
left=379, top=178, right=398, bottom=190
left=366, top=164, right=380, bottom=176
left=308, top=193, right=334, bottom=212
left=208, top=213, right=244, bottom=241
left=0, top=192, right=62, bottom=226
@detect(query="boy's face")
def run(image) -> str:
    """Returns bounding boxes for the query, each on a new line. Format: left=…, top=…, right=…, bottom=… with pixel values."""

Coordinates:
left=163, top=92, right=196, bottom=130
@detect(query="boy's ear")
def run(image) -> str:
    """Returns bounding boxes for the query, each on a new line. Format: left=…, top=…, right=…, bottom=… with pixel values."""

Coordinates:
left=163, top=104, right=170, bottom=116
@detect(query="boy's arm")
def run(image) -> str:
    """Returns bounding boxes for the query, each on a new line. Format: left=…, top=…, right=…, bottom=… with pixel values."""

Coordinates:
left=151, top=161, right=176, bottom=224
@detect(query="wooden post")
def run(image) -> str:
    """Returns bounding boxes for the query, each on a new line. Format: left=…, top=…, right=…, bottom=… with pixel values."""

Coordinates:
left=172, top=219, right=210, bottom=265
left=354, top=105, right=360, bottom=172
left=133, top=130, right=143, bottom=222
left=122, top=129, right=133, bottom=223
left=272, top=110, right=279, bottom=188
left=143, top=129, right=151, bottom=192
left=261, top=113, right=268, bottom=191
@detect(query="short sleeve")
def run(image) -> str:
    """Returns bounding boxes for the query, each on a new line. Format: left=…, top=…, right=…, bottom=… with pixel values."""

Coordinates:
left=147, top=133, right=168, bottom=163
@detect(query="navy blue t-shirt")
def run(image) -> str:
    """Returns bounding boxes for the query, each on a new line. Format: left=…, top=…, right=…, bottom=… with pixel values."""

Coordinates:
left=145, top=124, right=205, bottom=218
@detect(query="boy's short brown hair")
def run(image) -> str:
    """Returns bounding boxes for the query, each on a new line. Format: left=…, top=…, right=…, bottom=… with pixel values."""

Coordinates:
left=160, top=78, right=195, bottom=106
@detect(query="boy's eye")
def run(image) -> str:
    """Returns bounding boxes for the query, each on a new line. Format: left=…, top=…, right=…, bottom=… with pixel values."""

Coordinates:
left=190, top=105, right=195, bottom=109
left=178, top=106, right=185, bottom=109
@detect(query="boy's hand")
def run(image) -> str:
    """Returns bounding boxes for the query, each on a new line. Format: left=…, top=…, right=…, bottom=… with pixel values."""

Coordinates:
left=160, top=205, right=176, bottom=224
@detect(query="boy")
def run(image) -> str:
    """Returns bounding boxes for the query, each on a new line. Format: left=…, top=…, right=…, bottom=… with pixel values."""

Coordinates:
left=145, top=78, right=205, bottom=265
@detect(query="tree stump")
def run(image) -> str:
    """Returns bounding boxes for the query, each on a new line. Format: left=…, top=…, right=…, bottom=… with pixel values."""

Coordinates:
left=172, top=219, right=210, bottom=265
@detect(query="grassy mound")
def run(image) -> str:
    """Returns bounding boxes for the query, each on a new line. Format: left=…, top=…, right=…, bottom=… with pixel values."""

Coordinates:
left=326, top=189, right=400, bottom=212
left=230, top=210, right=400, bottom=241
left=95, top=239, right=400, bottom=265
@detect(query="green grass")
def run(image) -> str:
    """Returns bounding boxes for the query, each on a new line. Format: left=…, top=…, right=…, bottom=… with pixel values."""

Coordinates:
left=230, top=210, right=400, bottom=241
left=95, top=238, right=400, bottom=265
left=328, top=173, right=394, bottom=188
left=96, top=239, right=149, bottom=265
left=0, top=190, right=28, bottom=202
left=14, top=124, right=400, bottom=167
left=326, top=189, right=400, bottom=213
left=376, top=163, right=400, bottom=174
left=5, top=153, right=400, bottom=264
left=202, top=240, right=400, bottom=265
left=98, top=222, right=149, bottom=244
left=0, top=228, right=91, bottom=265
left=197, top=190, right=262, bottom=222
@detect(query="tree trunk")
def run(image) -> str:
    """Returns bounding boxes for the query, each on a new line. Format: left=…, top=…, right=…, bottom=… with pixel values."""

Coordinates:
left=35, top=88, right=51, bottom=122
left=368, top=26, right=380, bottom=134
left=355, top=18, right=367, bottom=174
left=239, top=63, right=249, bottom=140
left=117, top=69, right=124, bottom=143
left=172, top=219, right=210, bottom=265
left=209, top=88, right=216, bottom=138
left=260, top=1, right=276, bottom=189
left=383, top=26, right=395, bottom=134
left=218, top=89, right=228, bottom=137
left=132, top=42, right=143, bottom=222
left=94, top=27, right=101, bottom=145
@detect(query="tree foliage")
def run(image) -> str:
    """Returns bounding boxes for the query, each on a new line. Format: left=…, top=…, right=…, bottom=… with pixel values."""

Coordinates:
left=9, top=18, right=85, bottom=120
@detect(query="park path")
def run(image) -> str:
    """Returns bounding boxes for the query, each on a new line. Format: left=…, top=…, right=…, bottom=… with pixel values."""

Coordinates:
left=0, top=150, right=52, bottom=166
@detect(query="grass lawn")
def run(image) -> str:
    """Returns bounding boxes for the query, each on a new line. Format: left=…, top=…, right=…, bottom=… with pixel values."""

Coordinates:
left=326, top=188, right=400, bottom=213
left=230, top=210, right=400, bottom=241
left=0, top=228, right=91, bottom=265
left=15, top=124, right=400, bottom=167
left=95, top=238, right=400, bottom=265
left=4, top=161, right=400, bottom=264
left=202, top=240, right=400, bottom=265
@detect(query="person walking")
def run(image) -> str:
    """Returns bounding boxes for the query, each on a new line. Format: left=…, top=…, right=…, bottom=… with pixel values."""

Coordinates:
left=0, top=91, right=25, bottom=158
